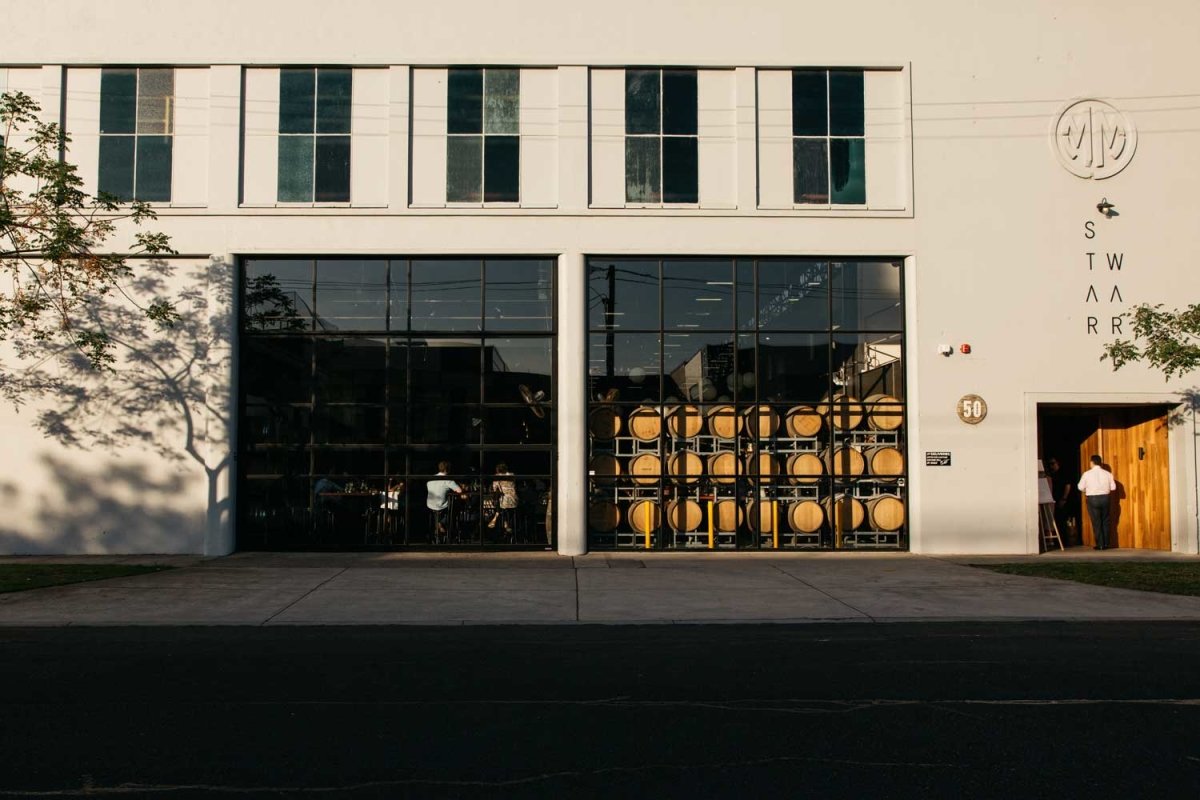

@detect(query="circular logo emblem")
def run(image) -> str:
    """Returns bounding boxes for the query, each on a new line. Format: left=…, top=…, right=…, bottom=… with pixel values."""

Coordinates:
left=1052, top=99, right=1137, bottom=179
left=957, top=394, right=988, bottom=425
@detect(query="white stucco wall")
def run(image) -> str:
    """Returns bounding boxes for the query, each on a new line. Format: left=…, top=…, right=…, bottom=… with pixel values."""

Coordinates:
left=1, top=0, right=1197, bottom=554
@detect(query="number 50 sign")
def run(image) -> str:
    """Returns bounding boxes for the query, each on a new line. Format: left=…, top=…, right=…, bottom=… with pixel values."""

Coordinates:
left=957, top=394, right=988, bottom=425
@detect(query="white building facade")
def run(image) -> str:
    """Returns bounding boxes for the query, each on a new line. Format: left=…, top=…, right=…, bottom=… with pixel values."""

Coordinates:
left=1, top=0, right=1197, bottom=556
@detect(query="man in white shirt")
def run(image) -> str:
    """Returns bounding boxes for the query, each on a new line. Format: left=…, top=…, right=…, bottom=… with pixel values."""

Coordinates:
left=1077, top=455, right=1117, bottom=550
left=426, top=461, right=465, bottom=543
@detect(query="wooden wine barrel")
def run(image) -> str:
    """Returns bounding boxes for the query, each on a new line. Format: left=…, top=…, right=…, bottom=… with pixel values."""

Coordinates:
left=866, top=495, right=905, bottom=531
left=823, top=445, right=866, bottom=476
left=713, top=499, right=743, bottom=531
left=864, top=394, right=903, bottom=431
left=823, top=494, right=865, bottom=531
left=786, top=452, right=825, bottom=484
left=865, top=445, right=904, bottom=480
left=628, top=406, right=662, bottom=441
left=628, top=499, right=661, bottom=533
left=785, top=405, right=823, bottom=438
left=745, top=452, right=779, bottom=481
left=707, top=451, right=743, bottom=484
left=788, top=500, right=825, bottom=533
left=743, top=405, right=780, bottom=439
left=668, top=450, right=704, bottom=484
left=746, top=500, right=782, bottom=533
left=628, top=453, right=661, bottom=485
left=668, top=404, right=704, bottom=438
left=589, top=453, right=621, bottom=484
left=587, top=501, right=620, bottom=532
left=588, top=406, right=622, bottom=440
left=706, top=404, right=742, bottom=439
left=667, top=499, right=703, bottom=532
left=823, top=394, right=865, bottom=431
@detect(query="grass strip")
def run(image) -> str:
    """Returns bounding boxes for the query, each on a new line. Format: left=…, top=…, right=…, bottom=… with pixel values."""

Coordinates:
left=0, top=564, right=172, bottom=594
left=977, top=563, right=1200, bottom=598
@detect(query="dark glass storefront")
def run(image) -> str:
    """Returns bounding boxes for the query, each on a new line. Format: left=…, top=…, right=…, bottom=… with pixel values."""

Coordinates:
left=238, top=257, right=555, bottom=549
left=586, top=257, right=907, bottom=550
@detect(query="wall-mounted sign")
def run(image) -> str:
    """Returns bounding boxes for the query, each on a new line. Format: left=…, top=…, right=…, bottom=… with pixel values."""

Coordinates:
left=957, top=394, right=988, bottom=424
left=926, top=452, right=952, bottom=466
left=1052, top=98, right=1137, bottom=180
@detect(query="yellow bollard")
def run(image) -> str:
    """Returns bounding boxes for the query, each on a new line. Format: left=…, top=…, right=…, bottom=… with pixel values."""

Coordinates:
left=707, top=500, right=714, bottom=550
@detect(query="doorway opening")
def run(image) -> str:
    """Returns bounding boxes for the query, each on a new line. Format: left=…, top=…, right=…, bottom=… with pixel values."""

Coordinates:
left=1037, top=404, right=1172, bottom=551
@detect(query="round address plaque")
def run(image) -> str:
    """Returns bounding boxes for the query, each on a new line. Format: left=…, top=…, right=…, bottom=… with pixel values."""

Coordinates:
left=957, top=394, right=988, bottom=424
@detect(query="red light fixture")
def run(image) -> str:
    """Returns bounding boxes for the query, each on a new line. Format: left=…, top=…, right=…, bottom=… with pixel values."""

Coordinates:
left=960, top=344, right=972, bottom=354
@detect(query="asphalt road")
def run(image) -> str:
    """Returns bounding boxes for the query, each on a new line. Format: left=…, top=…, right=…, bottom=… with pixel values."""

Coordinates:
left=2, top=623, right=1199, bottom=798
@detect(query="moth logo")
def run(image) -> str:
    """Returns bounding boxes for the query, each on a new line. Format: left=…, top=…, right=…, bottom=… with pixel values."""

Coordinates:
left=1053, top=99, right=1137, bottom=179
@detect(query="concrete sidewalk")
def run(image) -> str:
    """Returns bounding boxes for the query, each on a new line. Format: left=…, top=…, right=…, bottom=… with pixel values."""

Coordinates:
left=1, top=549, right=1199, bottom=626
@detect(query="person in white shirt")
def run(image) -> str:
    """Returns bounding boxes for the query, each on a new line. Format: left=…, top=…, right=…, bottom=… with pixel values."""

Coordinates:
left=1077, top=455, right=1117, bottom=550
left=426, top=461, right=465, bottom=543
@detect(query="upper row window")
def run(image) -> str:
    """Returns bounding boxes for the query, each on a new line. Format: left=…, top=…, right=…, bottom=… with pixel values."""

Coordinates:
left=447, top=68, right=520, bottom=203
left=278, top=68, right=352, bottom=203
left=98, top=67, right=173, bottom=202
left=793, top=69, right=864, bottom=205
left=625, top=69, right=697, bottom=204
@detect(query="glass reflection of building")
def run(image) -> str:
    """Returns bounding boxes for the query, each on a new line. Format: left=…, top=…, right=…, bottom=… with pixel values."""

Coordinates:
left=586, top=257, right=906, bottom=550
left=238, top=257, right=555, bottom=549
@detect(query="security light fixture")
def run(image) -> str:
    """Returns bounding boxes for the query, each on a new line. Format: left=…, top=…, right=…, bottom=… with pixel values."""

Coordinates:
left=1097, top=198, right=1115, bottom=217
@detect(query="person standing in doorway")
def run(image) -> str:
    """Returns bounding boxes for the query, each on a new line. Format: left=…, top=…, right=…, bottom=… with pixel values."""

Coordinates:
left=1077, top=455, right=1117, bottom=550
left=1046, top=457, right=1078, bottom=545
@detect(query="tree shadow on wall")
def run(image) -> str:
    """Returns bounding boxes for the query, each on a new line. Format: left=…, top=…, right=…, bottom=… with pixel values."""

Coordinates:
left=0, top=258, right=233, bottom=553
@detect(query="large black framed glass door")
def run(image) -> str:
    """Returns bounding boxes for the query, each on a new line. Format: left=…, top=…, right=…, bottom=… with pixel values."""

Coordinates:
left=238, top=256, right=555, bottom=549
left=586, top=256, right=906, bottom=550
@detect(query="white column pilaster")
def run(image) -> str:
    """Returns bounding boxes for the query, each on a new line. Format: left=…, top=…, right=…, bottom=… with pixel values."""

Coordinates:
left=556, top=251, right=588, bottom=555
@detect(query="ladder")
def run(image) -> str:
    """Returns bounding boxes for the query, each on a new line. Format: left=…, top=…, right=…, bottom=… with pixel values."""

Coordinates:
left=1038, top=504, right=1064, bottom=552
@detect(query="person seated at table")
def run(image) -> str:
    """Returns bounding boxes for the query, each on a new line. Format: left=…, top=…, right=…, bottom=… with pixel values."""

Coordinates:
left=426, top=462, right=465, bottom=542
left=486, top=463, right=518, bottom=539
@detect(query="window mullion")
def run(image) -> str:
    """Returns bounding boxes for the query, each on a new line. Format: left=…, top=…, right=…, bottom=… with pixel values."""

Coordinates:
left=658, top=70, right=665, bottom=202
left=131, top=68, right=140, bottom=199
left=311, top=69, right=319, bottom=201
left=825, top=70, right=832, bottom=203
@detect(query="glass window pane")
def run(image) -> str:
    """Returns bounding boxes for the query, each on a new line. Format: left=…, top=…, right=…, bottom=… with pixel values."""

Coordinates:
left=485, top=259, right=552, bottom=332
left=447, top=135, right=483, bottom=202
left=387, top=341, right=409, bottom=403
left=315, top=259, right=388, bottom=331
left=663, top=259, right=733, bottom=331
left=830, top=138, right=865, bottom=204
left=832, top=261, right=902, bottom=331
left=244, top=259, right=314, bottom=331
left=484, top=337, right=552, bottom=403
left=834, top=332, right=904, bottom=399
left=625, top=137, right=660, bottom=203
left=411, top=339, right=482, bottom=403
left=662, top=331, right=737, bottom=402
left=662, top=70, right=697, bottom=135
left=792, top=69, right=827, bottom=136
left=314, top=338, right=387, bottom=404
left=793, top=139, right=829, bottom=204
left=662, top=136, right=697, bottom=203
left=388, top=259, right=409, bottom=332
left=99, top=68, right=136, bottom=134
left=314, top=135, right=350, bottom=202
left=315, top=68, right=352, bottom=134
left=625, top=69, right=660, bottom=135
left=411, top=259, right=482, bottom=332
left=134, top=135, right=172, bottom=202
left=757, top=259, right=830, bottom=331
left=483, top=135, right=519, bottom=203
left=279, top=69, right=315, bottom=134
left=136, top=68, right=174, bottom=134
left=484, top=69, right=519, bottom=134
left=587, top=332, right=662, bottom=403
left=277, top=135, right=314, bottom=202
left=484, top=406, right=551, bottom=444
left=448, top=68, right=483, bottom=134
left=411, top=404, right=483, bottom=445
left=758, top=333, right=830, bottom=403
left=829, top=70, right=864, bottom=136
left=241, top=337, right=313, bottom=404
left=97, top=135, right=134, bottom=201
left=313, top=405, right=386, bottom=445
left=587, top=258, right=659, bottom=331
left=736, top=259, right=756, bottom=330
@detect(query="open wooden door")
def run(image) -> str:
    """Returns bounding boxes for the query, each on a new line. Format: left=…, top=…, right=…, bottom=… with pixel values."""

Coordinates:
left=1076, top=407, right=1171, bottom=550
